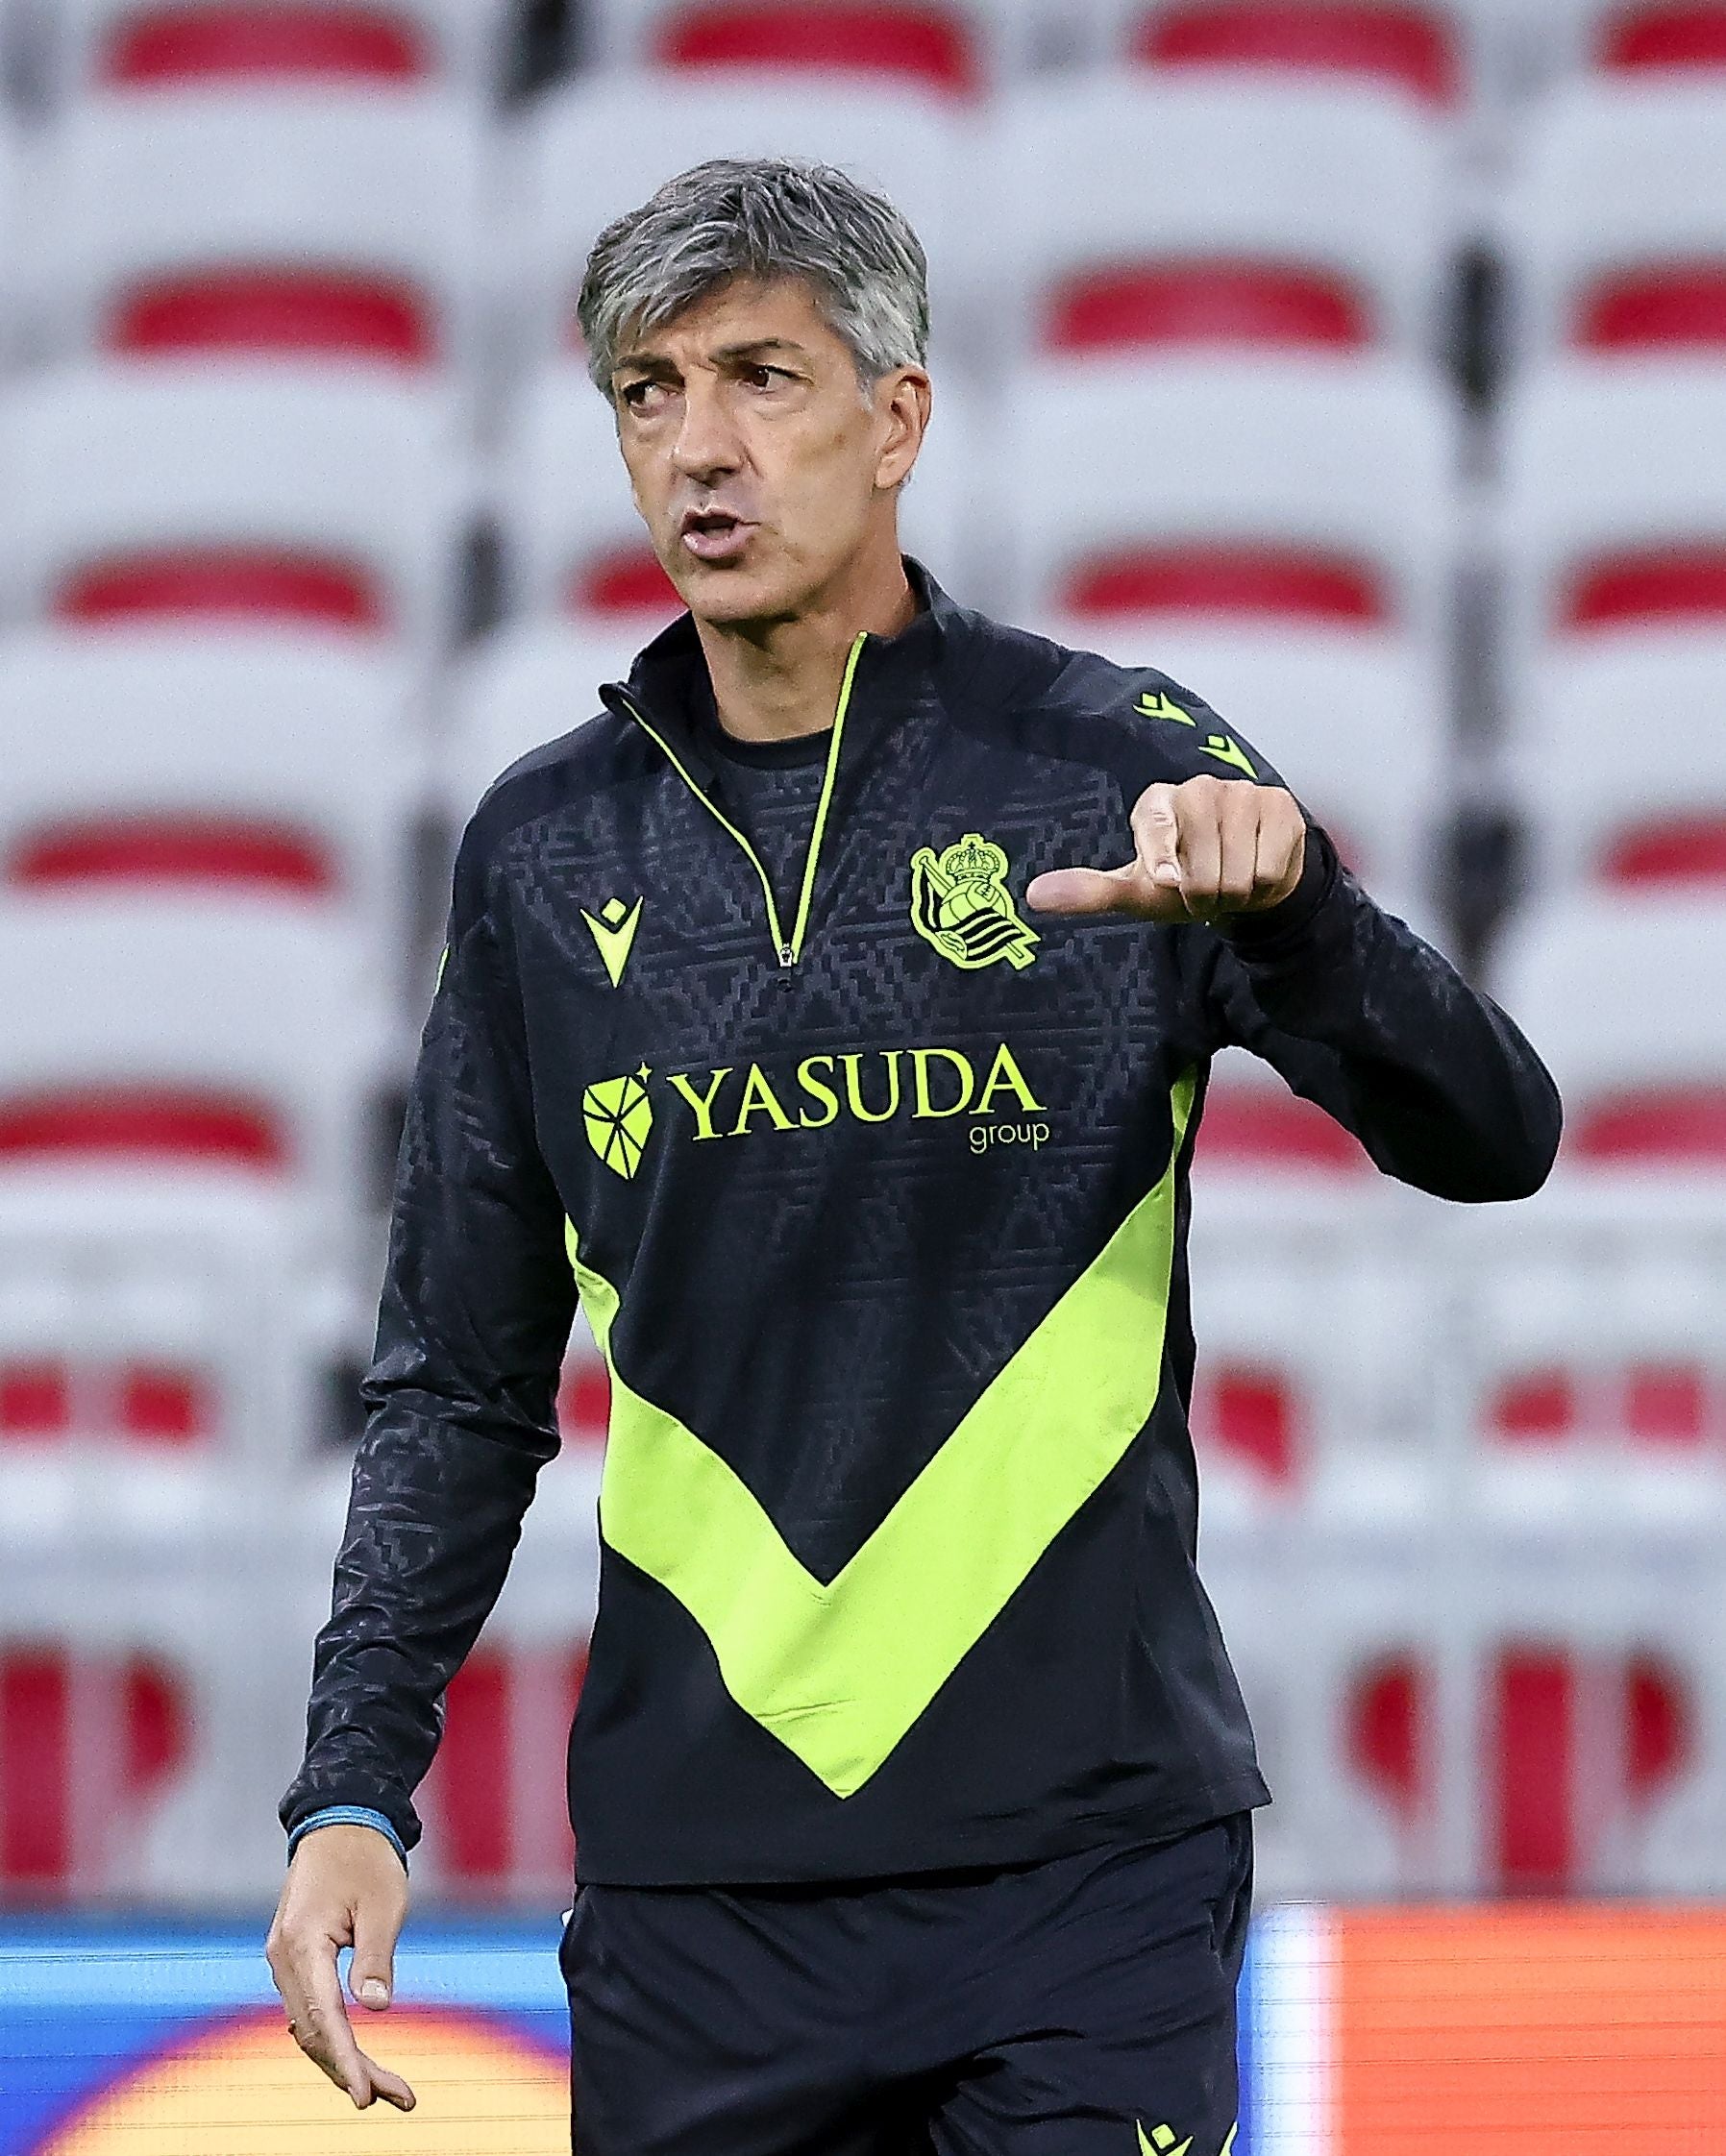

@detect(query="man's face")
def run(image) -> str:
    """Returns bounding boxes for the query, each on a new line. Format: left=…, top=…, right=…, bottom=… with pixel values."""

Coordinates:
left=608, top=276, right=929, bottom=627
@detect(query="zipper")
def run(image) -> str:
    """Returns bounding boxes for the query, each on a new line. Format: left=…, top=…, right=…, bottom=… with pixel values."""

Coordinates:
left=614, top=632, right=869, bottom=973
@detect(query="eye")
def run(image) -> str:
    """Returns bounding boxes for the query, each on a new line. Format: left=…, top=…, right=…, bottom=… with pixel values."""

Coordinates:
left=619, top=380, right=665, bottom=413
left=742, top=362, right=793, bottom=389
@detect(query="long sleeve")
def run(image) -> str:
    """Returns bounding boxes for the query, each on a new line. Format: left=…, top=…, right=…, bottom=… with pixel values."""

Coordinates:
left=1196, top=825, right=1563, bottom=1202
left=280, top=823, right=577, bottom=1855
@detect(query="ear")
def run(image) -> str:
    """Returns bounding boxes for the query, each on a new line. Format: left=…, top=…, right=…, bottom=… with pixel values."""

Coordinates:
left=873, top=367, right=932, bottom=493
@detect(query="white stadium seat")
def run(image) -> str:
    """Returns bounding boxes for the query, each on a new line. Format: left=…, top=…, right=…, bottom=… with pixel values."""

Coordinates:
left=500, top=360, right=976, bottom=625
left=0, top=892, right=391, bottom=1226
left=446, top=619, right=643, bottom=821
left=40, top=0, right=517, bottom=101
left=505, top=74, right=970, bottom=371
left=33, top=91, right=491, bottom=379
left=0, top=628, right=423, bottom=1002
left=1491, top=891, right=1726, bottom=1177
left=1002, top=355, right=1460, bottom=653
left=0, top=366, right=471, bottom=659
left=987, top=78, right=1450, bottom=363
left=1040, top=620, right=1445, bottom=903
left=1504, top=83, right=1726, bottom=367
left=1512, top=640, right=1726, bottom=898
left=1497, top=360, right=1726, bottom=704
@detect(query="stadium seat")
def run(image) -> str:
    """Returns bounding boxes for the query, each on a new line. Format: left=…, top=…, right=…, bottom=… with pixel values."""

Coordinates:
left=988, top=79, right=1449, bottom=364
left=1504, top=84, right=1726, bottom=364
left=1491, top=891, right=1726, bottom=1172
left=411, top=1438, right=602, bottom=1898
left=1453, top=1197, right=1726, bottom=1536
left=0, top=1509, right=302, bottom=1897
left=1002, top=355, right=1459, bottom=653
left=0, top=893, right=390, bottom=1223
left=1498, top=362, right=1726, bottom=710
left=36, top=91, right=490, bottom=379
left=43, top=0, right=516, bottom=99
left=1039, top=622, right=1444, bottom=899
left=1186, top=1207, right=1441, bottom=1526
left=1118, top=0, right=1474, bottom=108
left=1, top=366, right=470, bottom=659
left=1513, top=642, right=1726, bottom=896
left=1592, top=1, right=1726, bottom=72
left=500, top=361, right=975, bottom=626
left=505, top=75, right=968, bottom=372
left=579, top=0, right=1041, bottom=94
left=0, top=1174, right=341, bottom=1474
left=447, top=619, right=642, bottom=821
left=0, top=630, right=423, bottom=1004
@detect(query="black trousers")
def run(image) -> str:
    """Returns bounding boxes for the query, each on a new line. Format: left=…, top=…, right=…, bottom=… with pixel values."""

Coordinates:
left=562, top=1811, right=1252, bottom=2156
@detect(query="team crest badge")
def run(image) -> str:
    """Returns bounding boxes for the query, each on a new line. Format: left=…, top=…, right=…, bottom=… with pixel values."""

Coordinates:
left=909, top=832, right=1040, bottom=973
left=583, top=1066, right=653, bottom=1180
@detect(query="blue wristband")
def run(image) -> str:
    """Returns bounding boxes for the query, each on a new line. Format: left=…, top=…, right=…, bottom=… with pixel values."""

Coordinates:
left=286, top=1804, right=408, bottom=1870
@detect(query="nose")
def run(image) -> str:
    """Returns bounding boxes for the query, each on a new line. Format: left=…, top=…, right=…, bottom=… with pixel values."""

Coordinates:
left=669, top=372, right=743, bottom=486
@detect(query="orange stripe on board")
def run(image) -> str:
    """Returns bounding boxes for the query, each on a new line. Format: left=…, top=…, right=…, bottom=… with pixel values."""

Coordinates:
left=1335, top=1908, right=1726, bottom=2153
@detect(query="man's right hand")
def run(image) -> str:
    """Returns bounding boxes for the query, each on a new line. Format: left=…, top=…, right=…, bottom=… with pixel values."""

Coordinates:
left=265, top=1824, right=417, bottom=2112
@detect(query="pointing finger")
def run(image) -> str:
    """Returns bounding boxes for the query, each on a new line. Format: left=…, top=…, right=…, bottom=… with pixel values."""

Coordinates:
left=1025, top=865, right=1140, bottom=917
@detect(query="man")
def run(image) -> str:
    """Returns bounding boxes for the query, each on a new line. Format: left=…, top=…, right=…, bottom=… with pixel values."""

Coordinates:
left=269, top=159, right=1560, bottom=2152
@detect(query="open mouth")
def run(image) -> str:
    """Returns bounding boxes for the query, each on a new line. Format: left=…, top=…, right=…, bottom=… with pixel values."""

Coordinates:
left=679, top=508, right=754, bottom=564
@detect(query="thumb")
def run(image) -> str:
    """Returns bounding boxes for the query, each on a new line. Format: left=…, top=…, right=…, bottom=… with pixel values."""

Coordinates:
left=348, top=1910, right=399, bottom=2013
left=1024, top=864, right=1141, bottom=917
left=1135, top=786, right=1184, bottom=889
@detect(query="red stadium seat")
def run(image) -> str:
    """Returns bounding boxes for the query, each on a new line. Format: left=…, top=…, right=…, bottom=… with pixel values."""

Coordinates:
left=1601, top=814, right=1726, bottom=886
left=424, top=1646, right=588, bottom=1893
left=1346, top=1654, right=1428, bottom=1823
left=55, top=548, right=387, bottom=631
left=100, top=4, right=428, bottom=85
left=1194, top=1085, right=1374, bottom=1171
left=0, top=1650, right=186, bottom=1891
left=653, top=0, right=978, bottom=94
left=0, top=1358, right=212, bottom=1446
left=1062, top=544, right=1386, bottom=624
left=110, top=270, right=435, bottom=367
left=1569, top=1084, right=1726, bottom=1164
left=1193, top=1364, right=1301, bottom=1482
left=0, top=1361, right=71, bottom=1438
left=1577, top=266, right=1726, bottom=353
left=1563, top=546, right=1726, bottom=630
left=570, top=551, right=683, bottom=620
left=557, top=1359, right=610, bottom=1450
left=10, top=816, right=337, bottom=896
left=1131, top=3, right=1461, bottom=107
left=0, top=1088, right=286, bottom=1172
left=1346, top=1647, right=1692, bottom=1893
left=1598, top=3, right=1726, bottom=72
left=1044, top=261, right=1370, bottom=354
left=1488, top=1364, right=1710, bottom=1448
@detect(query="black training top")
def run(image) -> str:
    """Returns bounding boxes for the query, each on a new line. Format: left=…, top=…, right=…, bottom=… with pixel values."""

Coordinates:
left=282, top=563, right=1562, bottom=1885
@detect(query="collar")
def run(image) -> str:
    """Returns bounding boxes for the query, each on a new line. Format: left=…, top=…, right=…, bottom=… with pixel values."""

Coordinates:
left=599, top=557, right=969, bottom=790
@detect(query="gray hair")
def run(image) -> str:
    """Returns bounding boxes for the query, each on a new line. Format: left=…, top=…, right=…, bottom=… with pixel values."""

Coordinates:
left=577, top=156, right=929, bottom=395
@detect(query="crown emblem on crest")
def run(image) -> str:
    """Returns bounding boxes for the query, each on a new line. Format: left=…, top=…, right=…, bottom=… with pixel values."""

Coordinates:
left=909, top=831, right=1040, bottom=973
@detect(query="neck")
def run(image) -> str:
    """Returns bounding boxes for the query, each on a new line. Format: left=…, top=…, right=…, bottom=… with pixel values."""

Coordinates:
left=693, top=544, right=916, bottom=746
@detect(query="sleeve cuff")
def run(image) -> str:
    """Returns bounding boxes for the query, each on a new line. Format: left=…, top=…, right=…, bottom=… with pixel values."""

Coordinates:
left=1218, top=821, right=1339, bottom=954
left=285, top=1805, right=409, bottom=1871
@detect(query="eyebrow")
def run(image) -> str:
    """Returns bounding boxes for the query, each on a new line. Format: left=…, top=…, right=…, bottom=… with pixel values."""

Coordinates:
left=612, top=336, right=813, bottom=380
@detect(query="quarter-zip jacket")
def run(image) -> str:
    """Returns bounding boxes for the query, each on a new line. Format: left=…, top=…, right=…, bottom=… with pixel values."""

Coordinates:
left=282, top=564, right=1562, bottom=1884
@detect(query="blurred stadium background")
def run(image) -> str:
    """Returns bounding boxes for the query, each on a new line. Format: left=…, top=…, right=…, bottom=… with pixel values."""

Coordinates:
left=0, top=0, right=1724, bottom=2146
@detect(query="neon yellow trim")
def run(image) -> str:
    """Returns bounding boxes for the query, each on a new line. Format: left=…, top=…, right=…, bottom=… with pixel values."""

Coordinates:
left=616, top=631, right=867, bottom=966
left=615, top=692, right=790, bottom=956
left=787, top=632, right=866, bottom=963
left=567, top=1070, right=1196, bottom=1798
